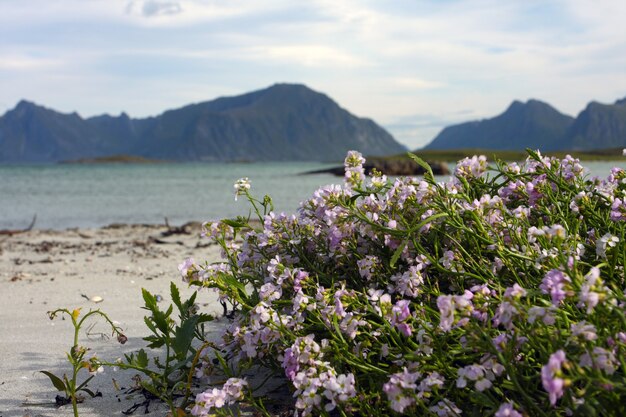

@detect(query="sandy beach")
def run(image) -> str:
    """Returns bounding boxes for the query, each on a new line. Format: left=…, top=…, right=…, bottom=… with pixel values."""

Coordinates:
left=0, top=224, right=226, bottom=417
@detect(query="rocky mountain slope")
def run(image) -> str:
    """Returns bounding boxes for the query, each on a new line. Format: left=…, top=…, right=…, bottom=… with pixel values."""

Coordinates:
left=0, top=84, right=406, bottom=163
left=424, top=97, right=626, bottom=151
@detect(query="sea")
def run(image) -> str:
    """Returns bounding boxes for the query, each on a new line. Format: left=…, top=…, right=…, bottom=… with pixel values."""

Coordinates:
left=0, top=160, right=624, bottom=230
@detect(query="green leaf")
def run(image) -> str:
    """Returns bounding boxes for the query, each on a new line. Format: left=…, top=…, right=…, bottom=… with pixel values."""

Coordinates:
left=143, top=316, right=157, bottom=335
left=222, top=218, right=247, bottom=228
left=390, top=240, right=408, bottom=267
left=172, top=316, right=199, bottom=358
left=152, top=310, right=170, bottom=334
left=220, top=273, right=245, bottom=292
left=411, top=212, right=448, bottom=234
left=136, top=349, right=149, bottom=368
left=79, top=388, right=98, bottom=398
left=40, top=371, right=67, bottom=393
left=170, top=282, right=182, bottom=311
left=140, top=381, right=161, bottom=398
left=196, top=313, right=214, bottom=324
left=76, top=375, right=94, bottom=391
left=144, top=336, right=166, bottom=349
left=407, top=152, right=434, bottom=180
left=141, top=288, right=157, bottom=311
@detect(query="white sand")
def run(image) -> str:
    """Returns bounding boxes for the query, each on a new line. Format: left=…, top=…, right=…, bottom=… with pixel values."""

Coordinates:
left=0, top=224, right=227, bottom=417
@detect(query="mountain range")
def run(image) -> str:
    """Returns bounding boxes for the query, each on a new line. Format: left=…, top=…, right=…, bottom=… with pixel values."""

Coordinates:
left=0, top=84, right=406, bottom=163
left=424, top=97, right=626, bottom=151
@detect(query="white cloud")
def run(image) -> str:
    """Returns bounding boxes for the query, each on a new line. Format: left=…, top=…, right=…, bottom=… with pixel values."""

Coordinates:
left=126, top=0, right=183, bottom=17
left=1, top=0, right=626, bottom=149
left=391, top=77, right=445, bottom=90
left=0, top=55, right=63, bottom=71
left=250, top=45, right=368, bottom=68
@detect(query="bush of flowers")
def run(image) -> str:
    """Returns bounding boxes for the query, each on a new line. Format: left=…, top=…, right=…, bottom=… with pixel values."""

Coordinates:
left=182, top=150, right=626, bottom=417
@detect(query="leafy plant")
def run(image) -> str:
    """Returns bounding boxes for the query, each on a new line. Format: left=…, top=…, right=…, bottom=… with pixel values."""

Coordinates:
left=120, top=282, right=214, bottom=414
left=181, top=150, right=626, bottom=416
left=43, top=308, right=126, bottom=417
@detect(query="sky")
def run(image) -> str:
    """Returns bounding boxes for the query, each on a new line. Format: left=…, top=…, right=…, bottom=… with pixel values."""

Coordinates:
left=1, top=0, right=625, bottom=149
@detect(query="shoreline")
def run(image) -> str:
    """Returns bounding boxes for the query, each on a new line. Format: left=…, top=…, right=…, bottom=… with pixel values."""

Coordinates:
left=0, top=223, right=225, bottom=416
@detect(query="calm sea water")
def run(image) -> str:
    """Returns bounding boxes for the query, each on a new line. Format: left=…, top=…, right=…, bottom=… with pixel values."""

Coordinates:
left=0, top=161, right=624, bottom=230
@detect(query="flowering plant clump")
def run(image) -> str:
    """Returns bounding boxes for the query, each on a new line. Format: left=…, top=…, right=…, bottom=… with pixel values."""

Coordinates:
left=183, top=150, right=626, bottom=416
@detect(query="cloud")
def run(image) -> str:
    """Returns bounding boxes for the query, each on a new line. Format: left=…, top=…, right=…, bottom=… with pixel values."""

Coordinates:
left=0, top=55, right=63, bottom=71
left=1, top=0, right=626, bottom=149
left=392, top=77, right=446, bottom=90
left=125, top=0, right=183, bottom=18
left=251, top=45, right=368, bottom=68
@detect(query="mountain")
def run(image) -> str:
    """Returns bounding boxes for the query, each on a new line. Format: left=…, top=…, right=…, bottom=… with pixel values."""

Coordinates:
left=423, top=96, right=626, bottom=152
left=423, top=100, right=575, bottom=151
left=0, top=101, right=128, bottom=163
left=0, top=84, right=406, bottom=163
left=556, top=98, right=626, bottom=151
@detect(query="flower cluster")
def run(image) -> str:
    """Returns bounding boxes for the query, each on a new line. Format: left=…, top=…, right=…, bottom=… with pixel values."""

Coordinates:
left=191, top=377, right=248, bottom=416
left=185, top=150, right=626, bottom=416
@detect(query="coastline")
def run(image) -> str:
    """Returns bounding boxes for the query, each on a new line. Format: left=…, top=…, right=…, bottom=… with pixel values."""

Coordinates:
left=0, top=224, right=225, bottom=417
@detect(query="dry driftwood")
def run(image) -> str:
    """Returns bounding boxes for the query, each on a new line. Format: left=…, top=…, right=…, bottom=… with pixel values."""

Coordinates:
left=160, top=217, right=193, bottom=237
left=0, top=215, right=36, bottom=236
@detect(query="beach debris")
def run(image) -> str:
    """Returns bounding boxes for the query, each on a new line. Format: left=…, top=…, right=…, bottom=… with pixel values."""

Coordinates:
left=80, top=293, right=104, bottom=303
left=160, top=217, right=195, bottom=237
left=0, top=215, right=37, bottom=236
left=149, top=236, right=185, bottom=245
left=9, top=272, right=31, bottom=282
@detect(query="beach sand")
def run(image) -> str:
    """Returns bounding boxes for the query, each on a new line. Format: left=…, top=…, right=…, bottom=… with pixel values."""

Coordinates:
left=0, top=224, right=228, bottom=417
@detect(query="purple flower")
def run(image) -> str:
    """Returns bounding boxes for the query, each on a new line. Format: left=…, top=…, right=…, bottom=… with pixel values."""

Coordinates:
left=455, top=155, right=488, bottom=179
left=282, top=347, right=299, bottom=380
left=437, top=291, right=473, bottom=331
left=610, top=198, right=626, bottom=221
left=383, top=367, right=421, bottom=413
left=541, top=350, right=567, bottom=406
left=540, top=269, right=571, bottom=305
left=504, top=284, right=527, bottom=299
left=191, top=378, right=248, bottom=416
left=178, top=257, right=195, bottom=279
left=495, top=402, right=523, bottom=417
left=579, top=347, right=617, bottom=375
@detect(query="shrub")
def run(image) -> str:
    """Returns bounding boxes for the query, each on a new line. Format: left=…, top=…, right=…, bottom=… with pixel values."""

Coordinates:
left=184, top=150, right=626, bottom=416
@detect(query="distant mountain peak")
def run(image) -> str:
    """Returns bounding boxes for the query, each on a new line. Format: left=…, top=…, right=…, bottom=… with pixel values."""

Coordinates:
left=424, top=98, right=574, bottom=151
left=13, top=99, right=39, bottom=112
left=505, top=99, right=559, bottom=114
left=424, top=95, right=626, bottom=152
left=0, top=84, right=405, bottom=163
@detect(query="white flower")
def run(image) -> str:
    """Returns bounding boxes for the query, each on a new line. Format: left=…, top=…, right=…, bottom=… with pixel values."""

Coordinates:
left=234, top=177, right=251, bottom=200
left=596, top=233, right=619, bottom=259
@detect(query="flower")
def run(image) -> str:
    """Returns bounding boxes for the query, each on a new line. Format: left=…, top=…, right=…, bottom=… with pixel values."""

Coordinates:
left=234, top=177, right=251, bottom=200
left=596, top=233, right=619, bottom=259
left=540, top=270, right=571, bottom=305
left=383, top=367, right=421, bottom=413
left=541, top=350, right=567, bottom=406
left=191, top=378, right=248, bottom=416
left=178, top=257, right=195, bottom=278
left=495, top=402, right=523, bottom=417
